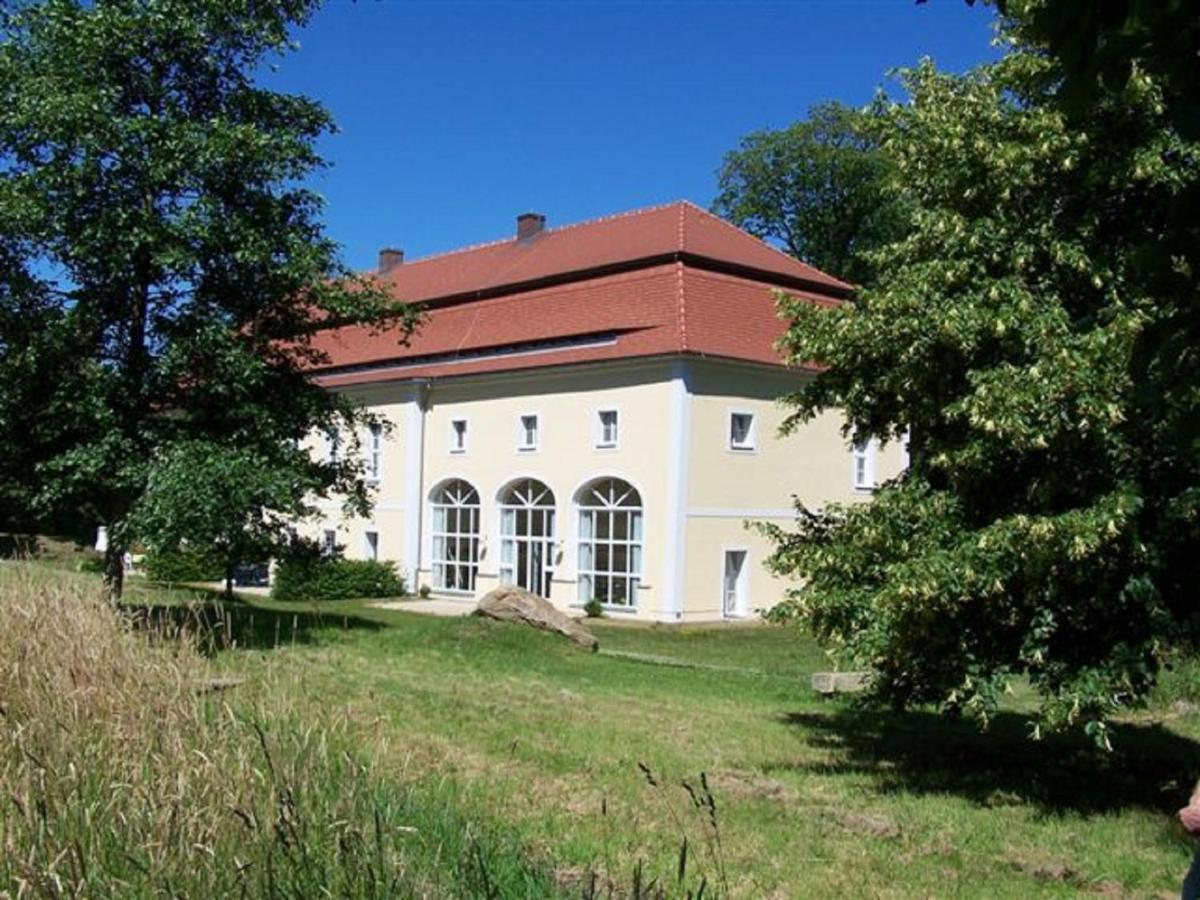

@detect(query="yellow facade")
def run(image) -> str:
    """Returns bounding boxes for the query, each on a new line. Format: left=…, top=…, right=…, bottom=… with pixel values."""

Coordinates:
left=306, top=356, right=906, bottom=622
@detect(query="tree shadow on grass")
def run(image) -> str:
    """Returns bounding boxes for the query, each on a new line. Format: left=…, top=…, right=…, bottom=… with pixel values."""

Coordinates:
left=120, top=592, right=385, bottom=654
left=776, top=706, right=1200, bottom=818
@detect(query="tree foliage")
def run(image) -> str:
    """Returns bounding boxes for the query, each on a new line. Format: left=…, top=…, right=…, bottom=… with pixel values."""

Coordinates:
left=995, top=0, right=1200, bottom=138
left=763, top=40, right=1200, bottom=743
left=712, top=102, right=905, bottom=284
left=0, top=0, right=415, bottom=596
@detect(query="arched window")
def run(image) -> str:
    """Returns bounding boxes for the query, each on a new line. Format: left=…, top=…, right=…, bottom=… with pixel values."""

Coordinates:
left=499, top=479, right=556, bottom=598
left=430, top=479, right=480, bottom=592
left=577, top=477, right=642, bottom=608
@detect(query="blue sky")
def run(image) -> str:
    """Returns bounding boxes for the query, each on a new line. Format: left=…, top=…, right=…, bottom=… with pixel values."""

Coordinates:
left=267, top=0, right=1000, bottom=271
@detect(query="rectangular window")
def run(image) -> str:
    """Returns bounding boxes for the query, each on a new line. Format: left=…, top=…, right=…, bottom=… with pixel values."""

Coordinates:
left=450, top=418, right=467, bottom=453
left=597, top=409, right=618, bottom=448
left=518, top=414, right=538, bottom=451
left=326, top=429, right=340, bottom=464
left=853, top=438, right=875, bottom=490
left=365, top=423, right=382, bottom=482
left=364, top=530, right=379, bottom=562
left=322, top=529, right=337, bottom=556
left=729, top=412, right=755, bottom=450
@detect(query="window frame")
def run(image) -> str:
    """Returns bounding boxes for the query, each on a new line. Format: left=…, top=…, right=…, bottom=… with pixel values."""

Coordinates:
left=595, top=407, right=620, bottom=449
left=429, top=479, right=480, bottom=594
left=498, top=478, right=556, bottom=596
left=365, top=422, right=383, bottom=483
left=576, top=477, right=643, bottom=611
left=728, top=410, right=756, bottom=452
left=364, top=529, right=379, bottom=562
left=719, top=546, right=750, bottom=618
left=517, top=412, right=540, bottom=453
left=852, top=436, right=876, bottom=491
left=449, top=418, right=468, bottom=455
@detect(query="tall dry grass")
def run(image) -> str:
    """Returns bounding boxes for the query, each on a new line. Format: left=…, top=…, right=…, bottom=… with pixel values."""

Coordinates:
left=0, top=566, right=553, bottom=898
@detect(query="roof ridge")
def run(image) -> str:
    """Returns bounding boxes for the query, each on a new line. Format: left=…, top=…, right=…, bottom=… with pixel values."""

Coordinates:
left=680, top=202, right=851, bottom=289
left=386, top=200, right=690, bottom=272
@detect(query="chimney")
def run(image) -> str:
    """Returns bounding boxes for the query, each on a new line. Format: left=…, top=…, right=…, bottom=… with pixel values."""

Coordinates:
left=516, top=212, right=546, bottom=241
left=378, top=247, right=404, bottom=273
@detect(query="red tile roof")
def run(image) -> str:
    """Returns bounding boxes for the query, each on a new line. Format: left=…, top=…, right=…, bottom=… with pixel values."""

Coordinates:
left=312, top=201, right=844, bottom=386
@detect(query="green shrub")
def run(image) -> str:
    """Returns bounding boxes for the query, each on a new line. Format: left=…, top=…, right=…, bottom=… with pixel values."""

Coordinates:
left=583, top=597, right=604, bottom=618
left=76, top=552, right=105, bottom=574
left=272, top=554, right=406, bottom=602
left=143, top=546, right=224, bottom=582
left=418, top=584, right=431, bottom=599
left=1149, top=649, right=1200, bottom=710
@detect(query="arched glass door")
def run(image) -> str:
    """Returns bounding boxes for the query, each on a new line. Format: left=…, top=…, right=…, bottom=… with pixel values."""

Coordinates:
left=430, top=479, right=480, bottom=592
left=499, top=479, right=556, bottom=597
left=576, top=477, right=643, bottom=608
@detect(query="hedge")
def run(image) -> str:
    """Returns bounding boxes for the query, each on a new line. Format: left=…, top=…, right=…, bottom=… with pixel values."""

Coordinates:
left=271, top=556, right=406, bottom=602
left=143, top=546, right=225, bottom=583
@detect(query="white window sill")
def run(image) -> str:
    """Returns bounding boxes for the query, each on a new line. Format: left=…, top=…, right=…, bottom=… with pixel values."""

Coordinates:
left=574, top=602, right=638, bottom=614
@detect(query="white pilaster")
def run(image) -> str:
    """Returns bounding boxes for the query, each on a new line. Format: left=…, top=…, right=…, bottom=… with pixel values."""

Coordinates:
left=402, top=382, right=428, bottom=587
left=661, top=359, right=692, bottom=621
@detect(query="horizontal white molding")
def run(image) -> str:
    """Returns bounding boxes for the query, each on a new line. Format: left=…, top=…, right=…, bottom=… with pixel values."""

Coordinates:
left=314, top=500, right=404, bottom=513
left=686, top=507, right=796, bottom=520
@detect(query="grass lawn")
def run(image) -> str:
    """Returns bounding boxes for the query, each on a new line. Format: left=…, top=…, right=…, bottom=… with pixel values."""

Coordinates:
left=10, top=560, right=1200, bottom=898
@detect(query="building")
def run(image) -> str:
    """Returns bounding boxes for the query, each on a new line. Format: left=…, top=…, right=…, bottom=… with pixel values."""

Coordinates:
left=307, top=201, right=905, bottom=622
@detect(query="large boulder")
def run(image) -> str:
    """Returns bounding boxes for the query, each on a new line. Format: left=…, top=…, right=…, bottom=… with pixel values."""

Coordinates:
left=475, top=586, right=598, bottom=651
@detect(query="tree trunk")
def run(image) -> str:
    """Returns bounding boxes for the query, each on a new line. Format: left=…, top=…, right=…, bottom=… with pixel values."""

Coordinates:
left=102, top=543, right=125, bottom=603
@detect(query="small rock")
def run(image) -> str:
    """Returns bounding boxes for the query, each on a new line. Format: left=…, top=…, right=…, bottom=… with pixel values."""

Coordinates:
left=476, top=586, right=598, bottom=651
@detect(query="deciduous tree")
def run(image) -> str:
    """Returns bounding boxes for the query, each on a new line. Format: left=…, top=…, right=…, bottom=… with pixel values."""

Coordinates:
left=764, top=40, right=1200, bottom=744
left=713, top=102, right=905, bottom=285
left=0, top=0, right=414, bottom=598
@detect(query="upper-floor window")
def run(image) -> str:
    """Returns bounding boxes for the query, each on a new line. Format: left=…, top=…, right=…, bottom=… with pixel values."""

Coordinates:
left=326, top=429, right=340, bottom=464
left=365, top=422, right=382, bottom=482
left=729, top=412, right=755, bottom=451
left=518, top=414, right=539, bottom=451
left=596, top=409, right=619, bottom=448
left=450, top=418, right=467, bottom=454
left=853, top=437, right=876, bottom=490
